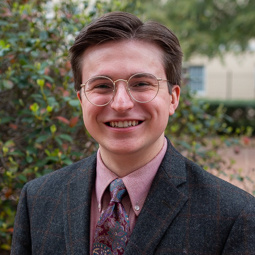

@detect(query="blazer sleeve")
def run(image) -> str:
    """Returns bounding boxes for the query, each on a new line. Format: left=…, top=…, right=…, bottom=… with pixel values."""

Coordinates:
left=222, top=199, right=255, bottom=254
left=11, top=183, right=32, bottom=255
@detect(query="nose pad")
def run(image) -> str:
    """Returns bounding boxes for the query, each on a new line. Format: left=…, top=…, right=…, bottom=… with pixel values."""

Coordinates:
left=110, top=81, right=134, bottom=111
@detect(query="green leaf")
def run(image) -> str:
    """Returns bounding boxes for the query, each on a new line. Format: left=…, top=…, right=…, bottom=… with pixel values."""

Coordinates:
left=54, top=136, right=62, bottom=146
left=69, top=99, right=80, bottom=107
left=37, top=79, right=45, bottom=87
left=45, top=156, right=59, bottom=163
left=0, top=244, right=11, bottom=251
left=62, top=158, right=73, bottom=165
left=0, top=40, right=10, bottom=49
left=26, top=155, right=33, bottom=163
left=18, top=174, right=27, bottom=183
left=30, top=103, right=39, bottom=113
left=9, top=150, right=25, bottom=157
left=43, top=169, right=54, bottom=175
left=46, top=105, right=53, bottom=112
left=58, top=134, right=73, bottom=143
left=50, top=124, right=57, bottom=134
left=4, top=140, right=15, bottom=147
left=35, top=135, right=50, bottom=143
left=0, top=116, right=13, bottom=124
left=2, top=80, right=14, bottom=89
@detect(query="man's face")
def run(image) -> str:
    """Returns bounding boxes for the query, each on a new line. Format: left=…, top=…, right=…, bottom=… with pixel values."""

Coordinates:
left=78, top=40, right=180, bottom=163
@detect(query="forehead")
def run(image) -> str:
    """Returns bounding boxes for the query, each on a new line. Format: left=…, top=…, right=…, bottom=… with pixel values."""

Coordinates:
left=80, top=40, right=165, bottom=80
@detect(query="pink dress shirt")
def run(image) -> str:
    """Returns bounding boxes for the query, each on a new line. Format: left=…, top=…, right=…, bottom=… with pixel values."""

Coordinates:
left=90, top=138, right=167, bottom=253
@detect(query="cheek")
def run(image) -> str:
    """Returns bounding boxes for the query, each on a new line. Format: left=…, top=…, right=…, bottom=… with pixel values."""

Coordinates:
left=154, top=98, right=172, bottom=125
left=147, top=103, right=168, bottom=127
left=80, top=103, right=101, bottom=128
left=82, top=111, right=96, bottom=135
left=80, top=102, right=91, bottom=124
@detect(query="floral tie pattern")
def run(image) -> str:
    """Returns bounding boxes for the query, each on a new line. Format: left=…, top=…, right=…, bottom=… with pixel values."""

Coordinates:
left=92, top=179, right=130, bottom=255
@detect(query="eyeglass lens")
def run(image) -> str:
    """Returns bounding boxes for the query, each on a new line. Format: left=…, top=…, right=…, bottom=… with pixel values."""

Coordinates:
left=83, top=73, right=159, bottom=106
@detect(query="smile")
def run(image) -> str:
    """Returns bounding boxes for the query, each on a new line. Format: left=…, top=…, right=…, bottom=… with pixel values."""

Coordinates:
left=109, top=120, right=140, bottom=128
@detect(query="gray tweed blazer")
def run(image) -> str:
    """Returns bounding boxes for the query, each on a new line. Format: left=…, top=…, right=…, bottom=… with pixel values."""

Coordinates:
left=11, top=139, right=255, bottom=254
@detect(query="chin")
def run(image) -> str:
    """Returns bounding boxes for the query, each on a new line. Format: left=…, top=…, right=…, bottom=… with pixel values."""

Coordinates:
left=102, top=142, right=143, bottom=155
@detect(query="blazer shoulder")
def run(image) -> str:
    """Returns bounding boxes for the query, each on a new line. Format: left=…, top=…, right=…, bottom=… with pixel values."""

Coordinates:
left=24, top=153, right=96, bottom=197
left=184, top=156, right=255, bottom=211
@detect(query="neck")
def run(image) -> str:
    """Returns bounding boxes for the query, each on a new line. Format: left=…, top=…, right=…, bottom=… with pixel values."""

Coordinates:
left=99, top=137, right=165, bottom=177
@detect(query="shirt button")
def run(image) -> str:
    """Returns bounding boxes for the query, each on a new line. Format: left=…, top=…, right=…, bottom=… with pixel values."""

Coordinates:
left=134, top=205, right=140, bottom=211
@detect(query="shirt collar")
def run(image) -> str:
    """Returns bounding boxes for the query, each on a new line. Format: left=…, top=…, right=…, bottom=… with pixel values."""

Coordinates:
left=95, top=137, right=167, bottom=216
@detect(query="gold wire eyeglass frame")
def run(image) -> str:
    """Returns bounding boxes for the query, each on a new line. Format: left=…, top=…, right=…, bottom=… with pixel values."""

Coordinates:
left=80, top=72, right=169, bottom=107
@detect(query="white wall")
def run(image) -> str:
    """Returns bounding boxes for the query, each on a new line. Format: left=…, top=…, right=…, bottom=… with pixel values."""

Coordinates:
left=188, top=51, right=255, bottom=100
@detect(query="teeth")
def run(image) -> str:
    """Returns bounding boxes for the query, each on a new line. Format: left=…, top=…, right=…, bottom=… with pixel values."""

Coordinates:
left=109, top=120, right=139, bottom=128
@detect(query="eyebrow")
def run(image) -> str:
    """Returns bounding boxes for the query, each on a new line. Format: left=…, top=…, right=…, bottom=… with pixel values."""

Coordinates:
left=87, top=72, right=154, bottom=81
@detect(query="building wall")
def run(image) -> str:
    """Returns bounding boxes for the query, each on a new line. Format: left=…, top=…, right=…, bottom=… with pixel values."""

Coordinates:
left=187, top=52, right=255, bottom=100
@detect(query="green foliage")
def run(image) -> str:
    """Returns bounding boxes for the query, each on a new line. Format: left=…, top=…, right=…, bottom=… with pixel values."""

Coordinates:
left=0, top=0, right=139, bottom=252
left=166, top=85, right=243, bottom=170
left=198, top=99, right=255, bottom=135
left=141, top=0, right=255, bottom=59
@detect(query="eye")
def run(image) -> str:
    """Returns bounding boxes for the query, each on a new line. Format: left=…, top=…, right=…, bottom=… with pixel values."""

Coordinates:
left=129, top=73, right=158, bottom=91
left=86, top=77, right=114, bottom=92
left=93, top=83, right=113, bottom=89
left=129, top=78, right=157, bottom=92
left=131, top=81, right=151, bottom=87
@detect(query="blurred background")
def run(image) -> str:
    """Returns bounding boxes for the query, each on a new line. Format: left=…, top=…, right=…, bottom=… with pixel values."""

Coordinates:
left=0, top=0, right=254, bottom=253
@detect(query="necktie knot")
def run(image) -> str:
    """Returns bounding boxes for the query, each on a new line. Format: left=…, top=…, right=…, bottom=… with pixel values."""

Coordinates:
left=109, top=178, right=127, bottom=203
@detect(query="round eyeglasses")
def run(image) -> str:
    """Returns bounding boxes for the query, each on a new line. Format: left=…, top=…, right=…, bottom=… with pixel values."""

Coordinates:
left=80, top=73, right=168, bottom=106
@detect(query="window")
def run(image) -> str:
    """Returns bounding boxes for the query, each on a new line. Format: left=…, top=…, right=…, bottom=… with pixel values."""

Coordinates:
left=188, top=66, right=205, bottom=93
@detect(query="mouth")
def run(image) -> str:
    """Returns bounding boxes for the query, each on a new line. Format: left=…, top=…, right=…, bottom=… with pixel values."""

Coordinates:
left=106, top=120, right=142, bottom=128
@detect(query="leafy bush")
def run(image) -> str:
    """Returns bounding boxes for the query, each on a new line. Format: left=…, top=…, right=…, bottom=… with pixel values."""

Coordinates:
left=166, top=86, right=248, bottom=171
left=198, top=99, right=255, bottom=136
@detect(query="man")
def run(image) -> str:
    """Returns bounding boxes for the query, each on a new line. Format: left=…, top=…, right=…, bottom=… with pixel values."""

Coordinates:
left=11, top=12, right=255, bottom=255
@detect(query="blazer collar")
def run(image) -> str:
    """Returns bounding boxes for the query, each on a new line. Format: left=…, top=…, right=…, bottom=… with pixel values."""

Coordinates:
left=63, top=154, right=97, bottom=255
left=125, top=138, right=188, bottom=254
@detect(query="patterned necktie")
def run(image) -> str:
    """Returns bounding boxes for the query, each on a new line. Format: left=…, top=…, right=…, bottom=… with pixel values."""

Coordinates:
left=92, top=178, right=130, bottom=254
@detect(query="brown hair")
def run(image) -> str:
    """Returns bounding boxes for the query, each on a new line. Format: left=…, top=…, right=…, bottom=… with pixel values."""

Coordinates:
left=69, top=11, right=182, bottom=92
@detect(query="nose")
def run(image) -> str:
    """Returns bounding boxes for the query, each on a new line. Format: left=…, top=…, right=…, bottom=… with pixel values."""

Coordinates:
left=110, top=81, right=134, bottom=112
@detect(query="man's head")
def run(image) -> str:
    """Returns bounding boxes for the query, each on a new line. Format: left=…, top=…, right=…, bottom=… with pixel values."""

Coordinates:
left=69, top=11, right=182, bottom=92
left=70, top=12, right=182, bottom=175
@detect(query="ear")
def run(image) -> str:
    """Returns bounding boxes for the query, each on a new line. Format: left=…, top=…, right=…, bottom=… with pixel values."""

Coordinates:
left=77, top=91, right=82, bottom=103
left=169, top=85, right=180, bottom=116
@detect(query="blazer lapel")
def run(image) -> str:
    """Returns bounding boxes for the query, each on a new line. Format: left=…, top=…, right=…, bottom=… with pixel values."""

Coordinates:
left=125, top=140, right=188, bottom=254
left=63, top=154, right=96, bottom=255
